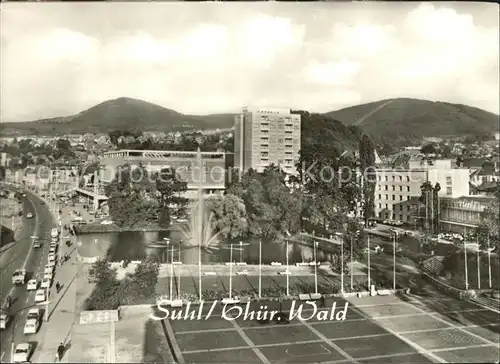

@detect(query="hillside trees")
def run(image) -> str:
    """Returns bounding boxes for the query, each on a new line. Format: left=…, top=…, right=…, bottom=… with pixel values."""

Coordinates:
left=359, top=134, right=377, bottom=224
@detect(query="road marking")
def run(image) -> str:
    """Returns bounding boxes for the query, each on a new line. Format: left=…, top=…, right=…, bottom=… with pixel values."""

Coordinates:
left=0, top=351, right=5, bottom=361
left=25, top=296, right=29, bottom=303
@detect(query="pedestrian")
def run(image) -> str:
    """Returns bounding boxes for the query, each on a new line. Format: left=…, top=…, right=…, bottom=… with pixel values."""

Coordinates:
left=6, top=295, right=12, bottom=308
left=56, top=281, right=61, bottom=293
left=56, top=342, right=65, bottom=361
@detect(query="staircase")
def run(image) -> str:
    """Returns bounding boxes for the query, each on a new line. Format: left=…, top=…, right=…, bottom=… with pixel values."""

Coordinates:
left=470, top=293, right=500, bottom=313
left=421, top=256, right=445, bottom=276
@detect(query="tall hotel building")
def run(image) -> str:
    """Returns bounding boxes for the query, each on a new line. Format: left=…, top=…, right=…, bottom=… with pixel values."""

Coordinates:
left=234, top=107, right=301, bottom=174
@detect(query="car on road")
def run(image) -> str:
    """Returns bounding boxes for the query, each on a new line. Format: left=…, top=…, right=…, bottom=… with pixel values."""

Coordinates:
left=47, top=260, right=56, bottom=268
left=12, top=269, right=26, bottom=285
left=27, top=279, right=38, bottom=291
left=26, top=212, right=33, bottom=219
left=50, top=242, right=58, bottom=250
left=34, top=289, right=46, bottom=303
left=49, top=246, right=57, bottom=254
left=12, top=343, right=32, bottom=363
left=0, top=312, right=11, bottom=329
left=44, top=265, right=54, bottom=275
left=33, top=239, right=42, bottom=248
left=41, top=277, right=52, bottom=289
left=48, top=253, right=56, bottom=262
left=43, top=272, right=53, bottom=281
left=23, top=309, right=41, bottom=335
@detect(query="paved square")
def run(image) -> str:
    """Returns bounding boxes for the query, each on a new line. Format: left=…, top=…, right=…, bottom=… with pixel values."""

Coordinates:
left=259, top=342, right=346, bottom=363
left=176, top=330, right=247, bottom=352
left=244, top=325, right=318, bottom=345
left=165, top=294, right=499, bottom=363
left=401, top=329, right=488, bottom=350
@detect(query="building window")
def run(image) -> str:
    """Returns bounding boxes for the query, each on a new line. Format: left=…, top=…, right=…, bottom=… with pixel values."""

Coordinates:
left=378, top=203, right=382, bottom=208
left=399, top=176, right=403, bottom=181
left=378, top=194, right=382, bottom=200
left=446, top=176, right=452, bottom=185
left=392, top=195, right=395, bottom=200
left=385, top=204, right=388, bottom=209
left=400, top=196, right=403, bottom=201
left=399, top=186, right=403, bottom=191
left=446, top=187, right=452, bottom=195
left=378, top=185, right=381, bottom=190
left=385, top=195, right=389, bottom=200
left=385, top=176, right=388, bottom=181
left=392, top=176, right=395, bottom=181
left=406, top=176, right=410, bottom=182
left=406, top=186, right=410, bottom=192
left=392, top=214, right=396, bottom=220
left=392, top=186, right=395, bottom=191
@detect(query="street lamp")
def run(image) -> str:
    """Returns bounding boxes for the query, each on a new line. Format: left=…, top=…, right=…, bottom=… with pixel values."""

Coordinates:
left=239, top=241, right=243, bottom=263
left=229, top=243, right=233, bottom=300
left=476, top=234, right=480, bottom=290
left=463, top=238, right=469, bottom=290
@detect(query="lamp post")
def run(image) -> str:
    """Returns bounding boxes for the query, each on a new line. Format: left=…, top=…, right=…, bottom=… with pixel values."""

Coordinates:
left=334, top=232, right=344, bottom=295
left=178, top=241, right=182, bottom=299
left=314, top=241, right=318, bottom=294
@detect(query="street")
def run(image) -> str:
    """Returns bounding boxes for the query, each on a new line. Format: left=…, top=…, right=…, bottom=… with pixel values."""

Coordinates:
left=0, top=187, right=55, bottom=363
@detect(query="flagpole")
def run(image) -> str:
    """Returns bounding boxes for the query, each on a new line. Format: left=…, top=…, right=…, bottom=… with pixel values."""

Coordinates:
left=259, top=240, right=262, bottom=299
left=314, top=241, right=318, bottom=294
left=340, top=237, right=344, bottom=295
left=286, top=240, right=289, bottom=297
left=350, top=236, right=353, bottom=290
left=170, top=246, right=173, bottom=301
left=229, top=244, right=233, bottom=299
left=464, top=240, right=469, bottom=290
left=476, top=234, right=480, bottom=290
left=393, top=232, right=396, bottom=290
left=488, top=235, right=492, bottom=289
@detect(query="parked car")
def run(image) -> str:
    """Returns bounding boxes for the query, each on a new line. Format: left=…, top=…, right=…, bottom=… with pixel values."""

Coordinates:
left=48, top=253, right=56, bottom=263
left=43, top=272, right=53, bottom=281
left=41, top=278, right=52, bottom=289
left=33, top=240, right=41, bottom=249
left=26, top=212, right=33, bottom=219
left=49, top=246, right=57, bottom=255
left=0, top=312, right=11, bottom=330
left=34, top=289, right=46, bottom=303
left=12, top=343, right=32, bottom=363
left=23, top=309, right=41, bottom=335
left=44, top=265, right=54, bottom=275
left=27, top=279, right=38, bottom=291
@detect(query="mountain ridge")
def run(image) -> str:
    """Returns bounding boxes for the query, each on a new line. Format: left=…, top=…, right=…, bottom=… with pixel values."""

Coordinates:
left=1, top=97, right=497, bottom=143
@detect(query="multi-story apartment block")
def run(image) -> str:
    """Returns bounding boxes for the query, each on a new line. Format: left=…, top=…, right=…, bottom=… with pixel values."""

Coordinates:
left=234, top=107, right=301, bottom=175
left=375, top=159, right=470, bottom=222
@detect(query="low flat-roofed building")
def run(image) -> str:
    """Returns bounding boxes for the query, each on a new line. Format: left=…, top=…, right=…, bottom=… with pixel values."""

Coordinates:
left=99, top=149, right=226, bottom=199
left=439, top=195, right=495, bottom=234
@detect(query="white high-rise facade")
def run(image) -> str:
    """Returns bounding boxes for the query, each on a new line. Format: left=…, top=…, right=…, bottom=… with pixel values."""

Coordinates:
left=234, top=107, right=301, bottom=174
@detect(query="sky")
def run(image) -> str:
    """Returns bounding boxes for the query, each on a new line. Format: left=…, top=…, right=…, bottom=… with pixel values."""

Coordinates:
left=1, top=2, right=499, bottom=122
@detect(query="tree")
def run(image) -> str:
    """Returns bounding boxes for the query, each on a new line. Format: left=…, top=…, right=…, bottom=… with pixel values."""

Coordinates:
left=105, top=164, right=159, bottom=228
left=0, top=166, right=5, bottom=181
left=126, top=257, right=159, bottom=298
left=89, top=259, right=117, bottom=284
left=155, top=167, right=189, bottom=228
left=205, top=194, right=248, bottom=239
left=359, top=134, right=377, bottom=224
left=421, top=143, right=437, bottom=155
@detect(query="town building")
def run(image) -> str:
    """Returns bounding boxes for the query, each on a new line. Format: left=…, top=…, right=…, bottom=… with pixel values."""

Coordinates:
left=439, top=195, right=495, bottom=234
left=99, top=149, right=226, bottom=199
left=234, top=107, right=301, bottom=175
left=374, top=159, right=470, bottom=222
